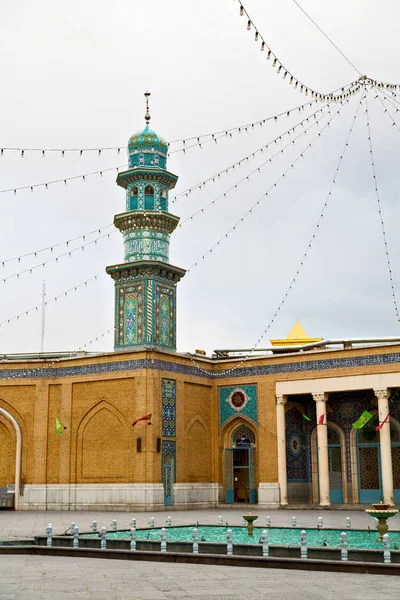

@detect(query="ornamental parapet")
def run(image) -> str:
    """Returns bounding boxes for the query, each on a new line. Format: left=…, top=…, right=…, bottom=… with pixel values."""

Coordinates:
left=117, top=168, right=178, bottom=190
left=114, top=210, right=180, bottom=235
left=105, top=260, right=186, bottom=284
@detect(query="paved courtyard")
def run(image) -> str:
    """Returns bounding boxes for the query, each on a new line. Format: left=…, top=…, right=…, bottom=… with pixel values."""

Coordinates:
left=2, top=507, right=400, bottom=540
left=0, top=554, right=399, bottom=600
left=1, top=508, right=400, bottom=599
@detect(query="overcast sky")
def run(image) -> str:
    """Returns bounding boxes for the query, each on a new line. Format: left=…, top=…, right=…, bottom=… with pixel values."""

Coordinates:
left=0, top=0, right=400, bottom=355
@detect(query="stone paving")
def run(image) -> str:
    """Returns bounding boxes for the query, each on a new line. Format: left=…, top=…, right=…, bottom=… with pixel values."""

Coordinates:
left=1, top=506, right=400, bottom=540
left=0, top=554, right=399, bottom=599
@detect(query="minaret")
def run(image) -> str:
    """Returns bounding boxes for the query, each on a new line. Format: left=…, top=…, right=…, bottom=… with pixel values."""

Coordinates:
left=106, top=92, right=186, bottom=351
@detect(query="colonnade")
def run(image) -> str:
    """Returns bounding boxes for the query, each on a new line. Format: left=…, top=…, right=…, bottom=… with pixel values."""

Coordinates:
left=276, top=387, right=394, bottom=506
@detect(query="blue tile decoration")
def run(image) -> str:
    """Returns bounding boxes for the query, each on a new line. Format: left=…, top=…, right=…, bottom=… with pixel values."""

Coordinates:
left=219, top=385, right=257, bottom=427
left=286, top=407, right=309, bottom=482
left=162, top=378, right=176, bottom=437
left=1, top=351, right=400, bottom=380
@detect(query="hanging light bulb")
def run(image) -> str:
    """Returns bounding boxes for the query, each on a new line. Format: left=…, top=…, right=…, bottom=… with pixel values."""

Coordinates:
left=277, top=65, right=282, bottom=73
left=272, top=58, right=277, bottom=67
left=261, top=41, right=265, bottom=51
left=300, top=85, right=304, bottom=93
left=267, top=50, right=271, bottom=59
left=294, top=81, right=298, bottom=89
left=283, top=71, right=287, bottom=79
left=240, top=5, right=244, bottom=15
left=254, top=31, right=258, bottom=41
left=289, top=76, right=293, bottom=84
left=247, top=19, right=251, bottom=30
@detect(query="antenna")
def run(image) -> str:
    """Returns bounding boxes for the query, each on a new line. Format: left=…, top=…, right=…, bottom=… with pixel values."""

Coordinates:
left=40, top=280, right=46, bottom=352
left=144, top=91, right=151, bottom=126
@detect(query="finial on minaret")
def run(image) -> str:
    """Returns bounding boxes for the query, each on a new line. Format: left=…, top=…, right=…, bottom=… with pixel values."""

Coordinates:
left=144, top=91, right=151, bottom=126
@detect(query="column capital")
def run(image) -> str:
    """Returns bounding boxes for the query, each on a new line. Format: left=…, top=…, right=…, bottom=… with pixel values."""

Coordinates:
left=374, top=388, right=389, bottom=401
left=276, top=394, right=287, bottom=406
left=312, top=392, right=328, bottom=404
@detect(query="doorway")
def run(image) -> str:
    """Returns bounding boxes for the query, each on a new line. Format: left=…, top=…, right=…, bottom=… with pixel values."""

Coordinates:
left=224, top=424, right=257, bottom=504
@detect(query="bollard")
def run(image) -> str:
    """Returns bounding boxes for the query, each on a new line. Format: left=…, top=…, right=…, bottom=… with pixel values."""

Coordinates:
left=261, top=530, right=269, bottom=557
left=266, top=516, right=271, bottom=528
left=345, top=517, right=351, bottom=530
left=70, top=522, right=76, bottom=535
left=91, top=520, right=97, bottom=533
left=46, top=524, right=52, bottom=547
left=218, top=515, right=223, bottom=525
left=130, top=527, right=136, bottom=551
left=340, top=532, right=348, bottom=561
left=317, top=517, right=323, bottom=529
left=292, top=516, right=297, bottom=527
left=131, top=518, right=136, bottom=530
left=226, top=529, right=233, bottom=555
left=111, top=519, right=117, bottom=531
left=149, top=517, right=155, bottom=528
left=300, top=530, right=307, bottom=559
left=160, top=527, right=167, bottom=553
left=100, top=527, right=107, bottom=550
left=192, top=528, right=199, bottom=554
left=166, top=516, right=172, bottom=527
left=383, top=534, right=391, bottom=564
left=73, top=526, right=79, bottom=549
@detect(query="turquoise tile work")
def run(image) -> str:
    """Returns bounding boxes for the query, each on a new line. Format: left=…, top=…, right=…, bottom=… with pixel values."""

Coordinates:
left=219, top=385, right=257, bottom=427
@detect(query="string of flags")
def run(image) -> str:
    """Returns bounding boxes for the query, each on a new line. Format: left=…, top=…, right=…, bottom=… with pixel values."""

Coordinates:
left=0, top=272, right=102, bottom=329
left=0, top=99, right=325, bottom=159
left=171, top=103, right=331, bottom=204
left=187, top=99, right=345, bottom=273
left=0, top=230, right=116, bottom=285
left=189, top=91, right=364, bottom=377
left=235, top=0, right=363, bottom=103
left=181, top=103, right=333, bottom=227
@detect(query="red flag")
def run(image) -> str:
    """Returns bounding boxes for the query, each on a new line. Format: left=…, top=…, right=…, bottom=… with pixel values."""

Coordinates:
left=318, top=414, right=324, bottom=425
left=132, top=413, right=152, bottom=427
left=376, top=413, right=389, bottom=431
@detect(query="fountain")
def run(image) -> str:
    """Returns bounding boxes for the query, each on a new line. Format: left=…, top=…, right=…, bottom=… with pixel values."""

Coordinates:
left=365, top=501, right=398, bottom=542
left=242, top=513, right=258, bottom=536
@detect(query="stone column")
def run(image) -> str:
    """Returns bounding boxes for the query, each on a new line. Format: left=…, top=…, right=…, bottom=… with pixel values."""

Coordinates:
left=276, top=394, right=288, bottom=506
left=374, top=388, right=394, bottom=505
left=313, top=392, right=330, bottom=506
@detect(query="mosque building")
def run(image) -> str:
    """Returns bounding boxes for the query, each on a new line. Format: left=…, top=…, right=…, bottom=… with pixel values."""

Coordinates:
left=1, top=96, right=400, bottom=511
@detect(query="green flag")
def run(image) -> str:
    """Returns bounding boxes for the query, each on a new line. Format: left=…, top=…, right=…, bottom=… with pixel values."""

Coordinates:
left=302, top=413, right=311, bottom=422
left=56, top=418, right=64, bottom=435
left=352, top=411, right=373, bottom=430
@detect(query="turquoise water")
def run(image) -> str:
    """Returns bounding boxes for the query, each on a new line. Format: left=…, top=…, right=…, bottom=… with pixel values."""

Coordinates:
left=81, top=525, right=400, bottom=549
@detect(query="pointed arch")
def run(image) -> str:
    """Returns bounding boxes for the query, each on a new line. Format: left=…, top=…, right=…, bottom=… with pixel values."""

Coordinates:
left=76, top=400, right=132, bottom=482
left=186, top=416, right=211, bottom=482
left=220, top=414, right=257, bottom=449
left=0, top=406, right=22, bottom=509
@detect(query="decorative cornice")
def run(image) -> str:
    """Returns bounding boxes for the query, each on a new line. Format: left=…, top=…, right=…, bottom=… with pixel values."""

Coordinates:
left=105, top=260, right=186, bottom=284
left=117, top=168, right=178, bottom=190
left=114, top=211, right=180, bottom=235
left=276, top=394, right=287, bottom=406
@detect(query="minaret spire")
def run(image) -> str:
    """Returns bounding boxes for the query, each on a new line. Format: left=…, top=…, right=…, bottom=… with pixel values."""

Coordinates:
left=144, top=91, right=151, bottom=126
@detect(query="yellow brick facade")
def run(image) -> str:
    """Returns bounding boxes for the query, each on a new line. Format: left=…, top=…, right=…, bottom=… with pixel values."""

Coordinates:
left=0, top=344, right=399, bottom=510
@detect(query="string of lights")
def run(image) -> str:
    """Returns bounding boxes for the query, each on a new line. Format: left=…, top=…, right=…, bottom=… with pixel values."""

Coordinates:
left=75, top=326, right=115, bottom=351
left=180, top=103, right=333, bottom=226
left=234, top=0, right=363, bottom=102
left=0, top=164, right=127, bottom=196
left=0, top=224, right=115, bottom=267
left=0, top=230, right=116, bottom=285
left=0, top=99, right=327, bottom=158
left=186, top=99, right=347, bottom=273
left=0, top=272, right=102, bottom=329
left=376, top=87, right=400, bottom=111
left=188, top=91, right=365, bottom=376
left=374, top=91, right=400, bottom=135
left=170, top=102, right=331, bottom=205
left=365, top=93, right=400, bottom=324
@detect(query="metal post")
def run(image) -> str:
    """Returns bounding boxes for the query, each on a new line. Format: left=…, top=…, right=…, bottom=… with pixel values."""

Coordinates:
left=149, top=517, right=155, bottom=528
left=265, top=516, right=271, bottom=528
left=46, top=523, right=52, bottom=547
left=100, top=527, right=106, bottom=550
left=73, top=526, right=79, bottom=549
left=383, top=534, right=391, bottom=564
left=300, top=530, right=307, bottom=559
left=292, top=516, right=297, bottom=527
left=346, top=517, right=351, bottom=529
left=340, top=532, right=348, bottom=561
left=166, top=516, right=172, bottom=527
left=91, top=520, right=97, bottom=533
left=192, top=528, right=199, bottom=554
left=261, top=530, right=269, bottom=557
left=131, top=518, right=136, bottom=530
left=218, top=515, right=223, bottom=525
left=40, top=280, right=46, bottom=352
left=226, top=529, right=233, bottom=555
left=317, top=517, right=323, bottom=529
left=111, top=519, right=117, bottom=531
left=160, top=527, right=167, bottom=553
left=130, top=527, right=136, bottom=551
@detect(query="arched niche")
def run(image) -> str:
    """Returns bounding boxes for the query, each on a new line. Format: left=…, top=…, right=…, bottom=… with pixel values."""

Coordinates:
left=0, top=407, right=22, bottom=509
